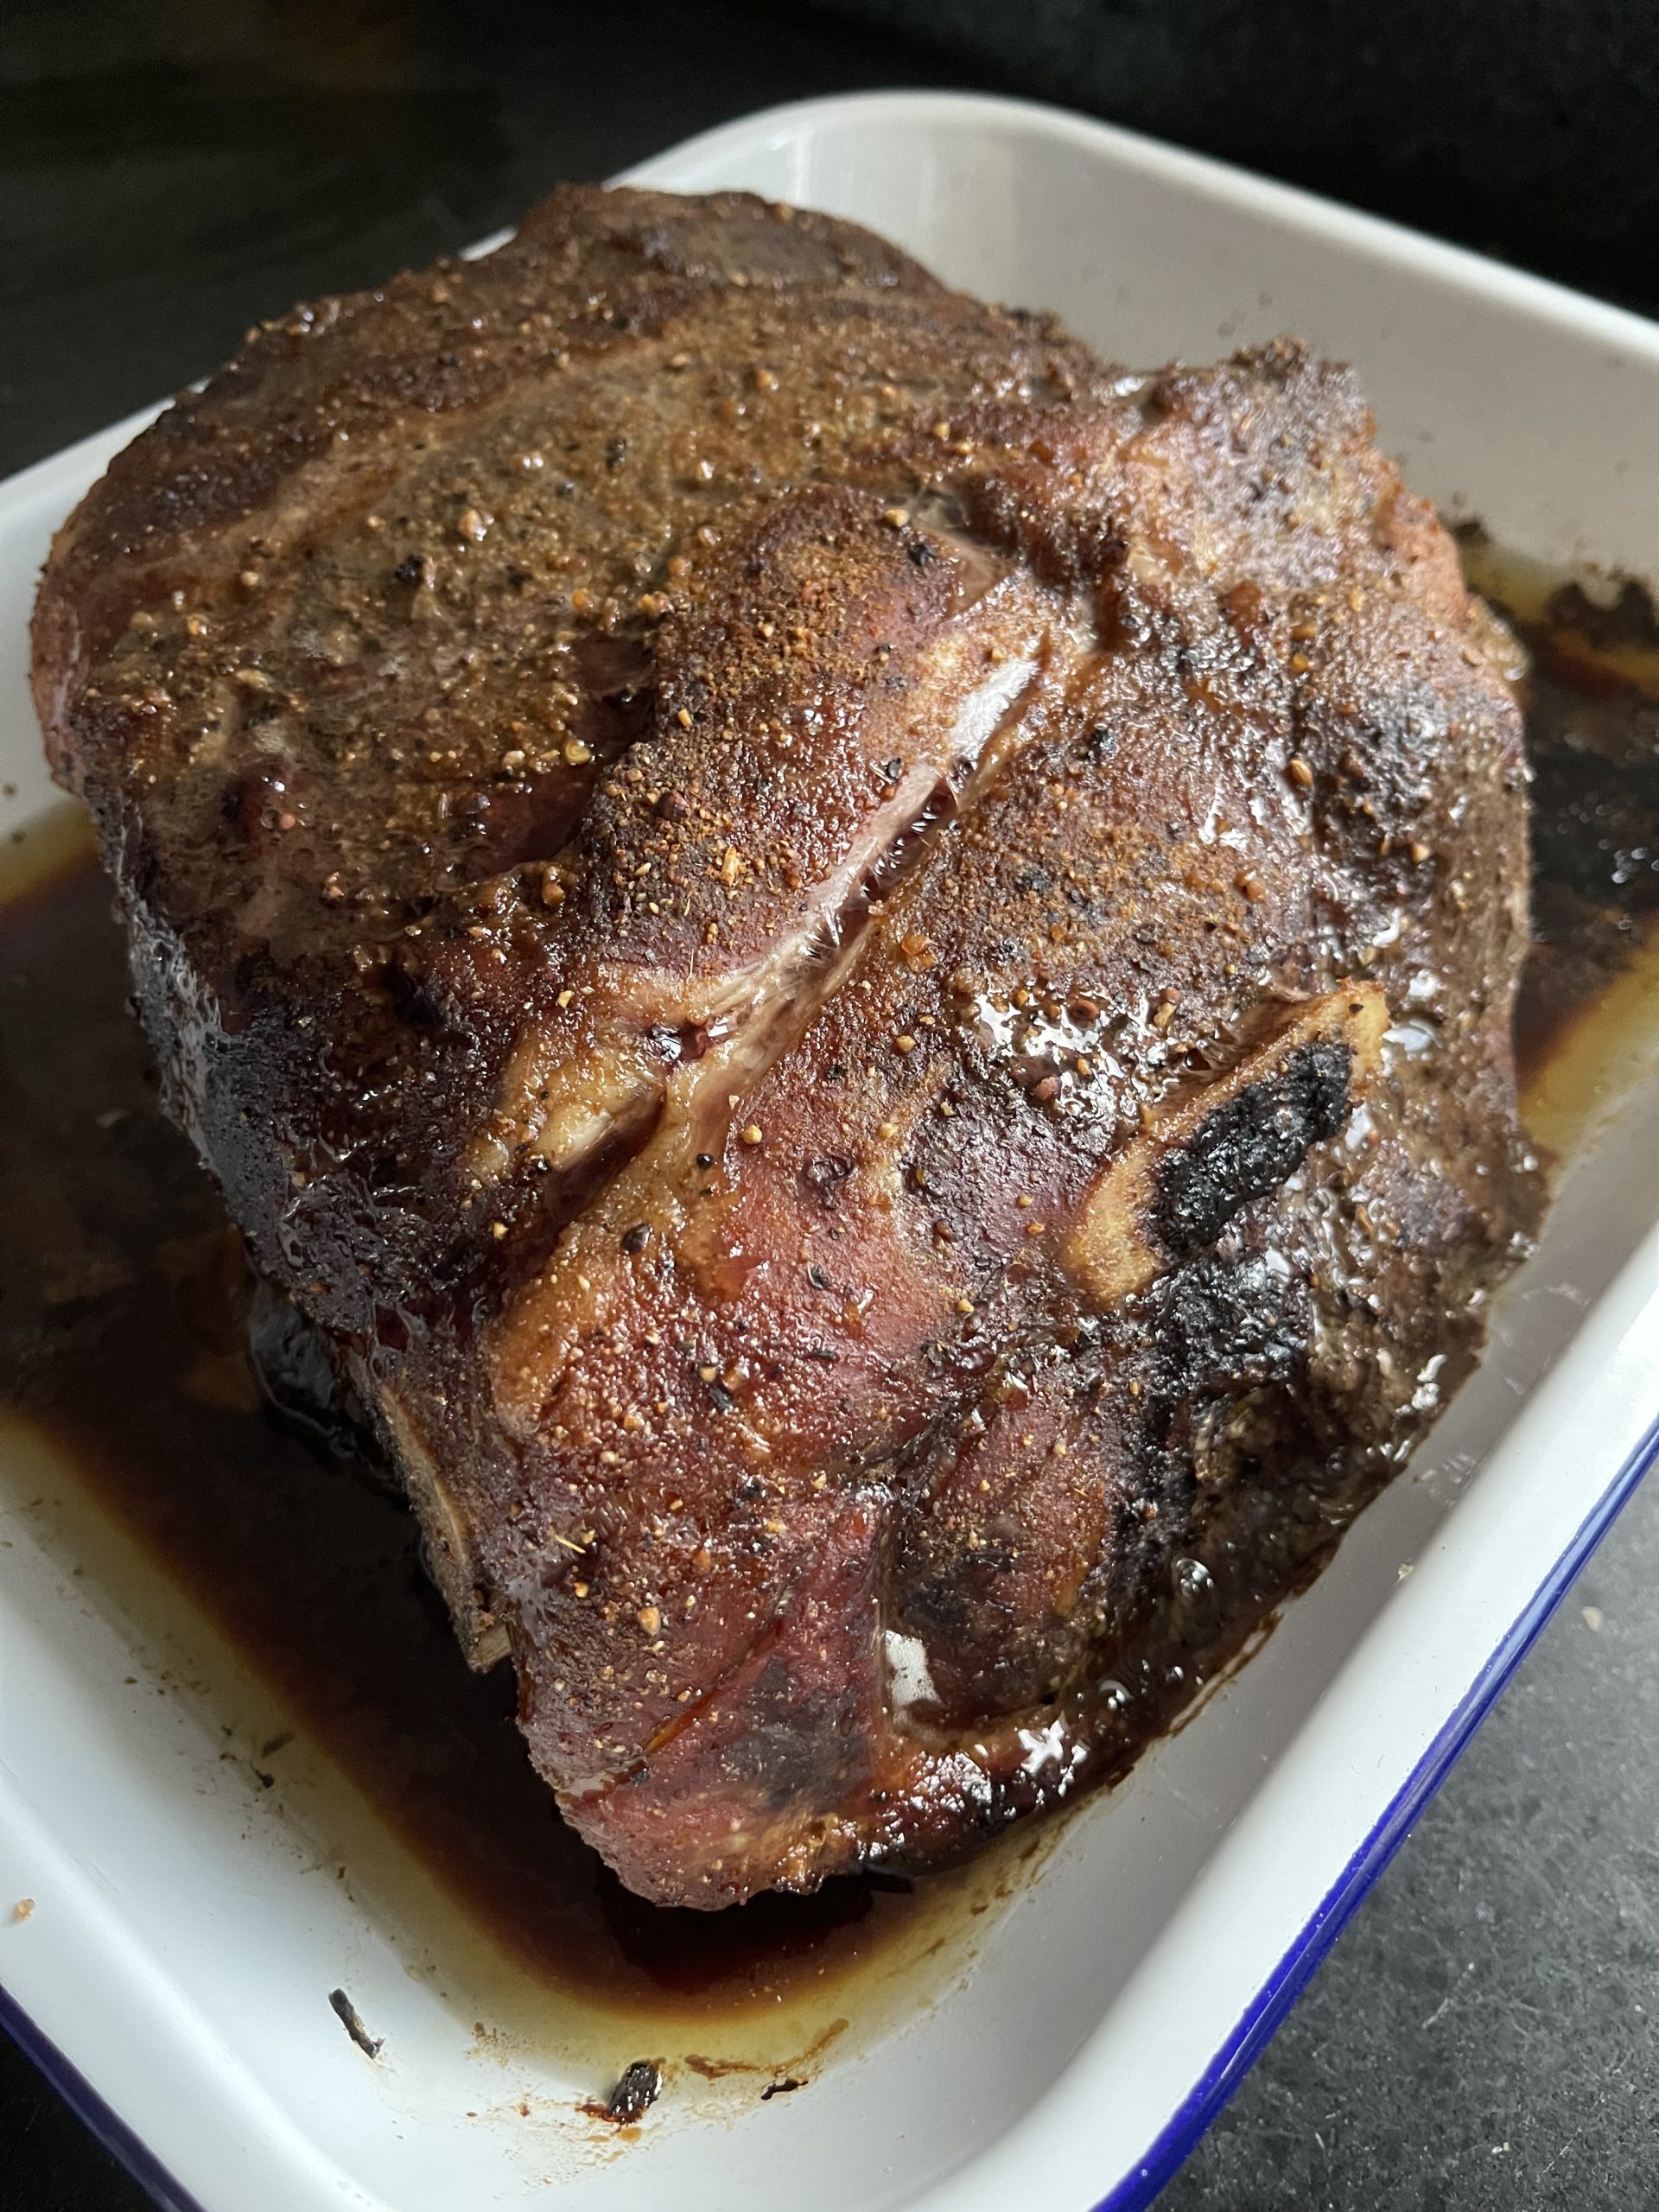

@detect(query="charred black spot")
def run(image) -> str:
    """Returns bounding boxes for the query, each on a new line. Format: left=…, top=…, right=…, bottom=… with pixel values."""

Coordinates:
left=372, top=1301, right=410, bottom=1350
left=1148, top=1255, right=1307, bottom=1412
left=1154, top=1042, right=1352, bottom=1257
left=802, top=1152, right=855, bottom=1205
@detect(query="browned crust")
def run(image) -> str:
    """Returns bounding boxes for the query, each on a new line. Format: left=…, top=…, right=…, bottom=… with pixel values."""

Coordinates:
left=35, top=184, right=1539, bottom=1905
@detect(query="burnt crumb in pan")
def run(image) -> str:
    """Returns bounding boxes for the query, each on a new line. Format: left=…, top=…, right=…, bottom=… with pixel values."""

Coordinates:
left=587, top=2059, right=661, bottom=2124
left=327, top=1986, right=383, bottom=2060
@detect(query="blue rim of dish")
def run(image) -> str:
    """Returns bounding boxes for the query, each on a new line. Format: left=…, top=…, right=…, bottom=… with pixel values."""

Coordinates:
left=3, top=1414, right=1657, bottom=2212
left=0, top=1977, right=210, bottom=2212
left=1092, top=1407, right=1659, bottom=2212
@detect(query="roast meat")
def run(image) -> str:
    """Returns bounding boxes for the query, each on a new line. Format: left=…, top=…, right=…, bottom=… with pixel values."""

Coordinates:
left=35, top=187, right=1539, bottom=1905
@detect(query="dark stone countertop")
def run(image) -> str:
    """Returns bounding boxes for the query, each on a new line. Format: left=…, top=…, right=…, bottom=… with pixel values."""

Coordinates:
left=3, top=4, right=1655, bottom=2205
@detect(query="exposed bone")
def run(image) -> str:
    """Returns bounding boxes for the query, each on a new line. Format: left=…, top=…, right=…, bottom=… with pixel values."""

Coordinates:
left=1065, top=985, right=1389, bottom=1306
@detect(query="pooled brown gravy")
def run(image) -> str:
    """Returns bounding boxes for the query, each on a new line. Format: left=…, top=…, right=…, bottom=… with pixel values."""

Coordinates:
left=1463, top=533, right=1659, bottom=1087
left=3, top=548, right=1655, bottom=2024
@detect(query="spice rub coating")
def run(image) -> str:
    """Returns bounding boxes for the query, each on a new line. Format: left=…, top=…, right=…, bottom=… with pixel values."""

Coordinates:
left=35, top=186, right=1540, bottom=1905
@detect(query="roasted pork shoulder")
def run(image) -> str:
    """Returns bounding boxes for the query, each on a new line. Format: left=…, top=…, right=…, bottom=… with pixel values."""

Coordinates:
left=34, top=187, right=1539, bottom=1905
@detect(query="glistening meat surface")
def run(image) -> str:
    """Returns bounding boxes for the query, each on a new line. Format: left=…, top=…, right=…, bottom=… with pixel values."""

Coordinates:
left=34, top=186, right=1540, bottom=1906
